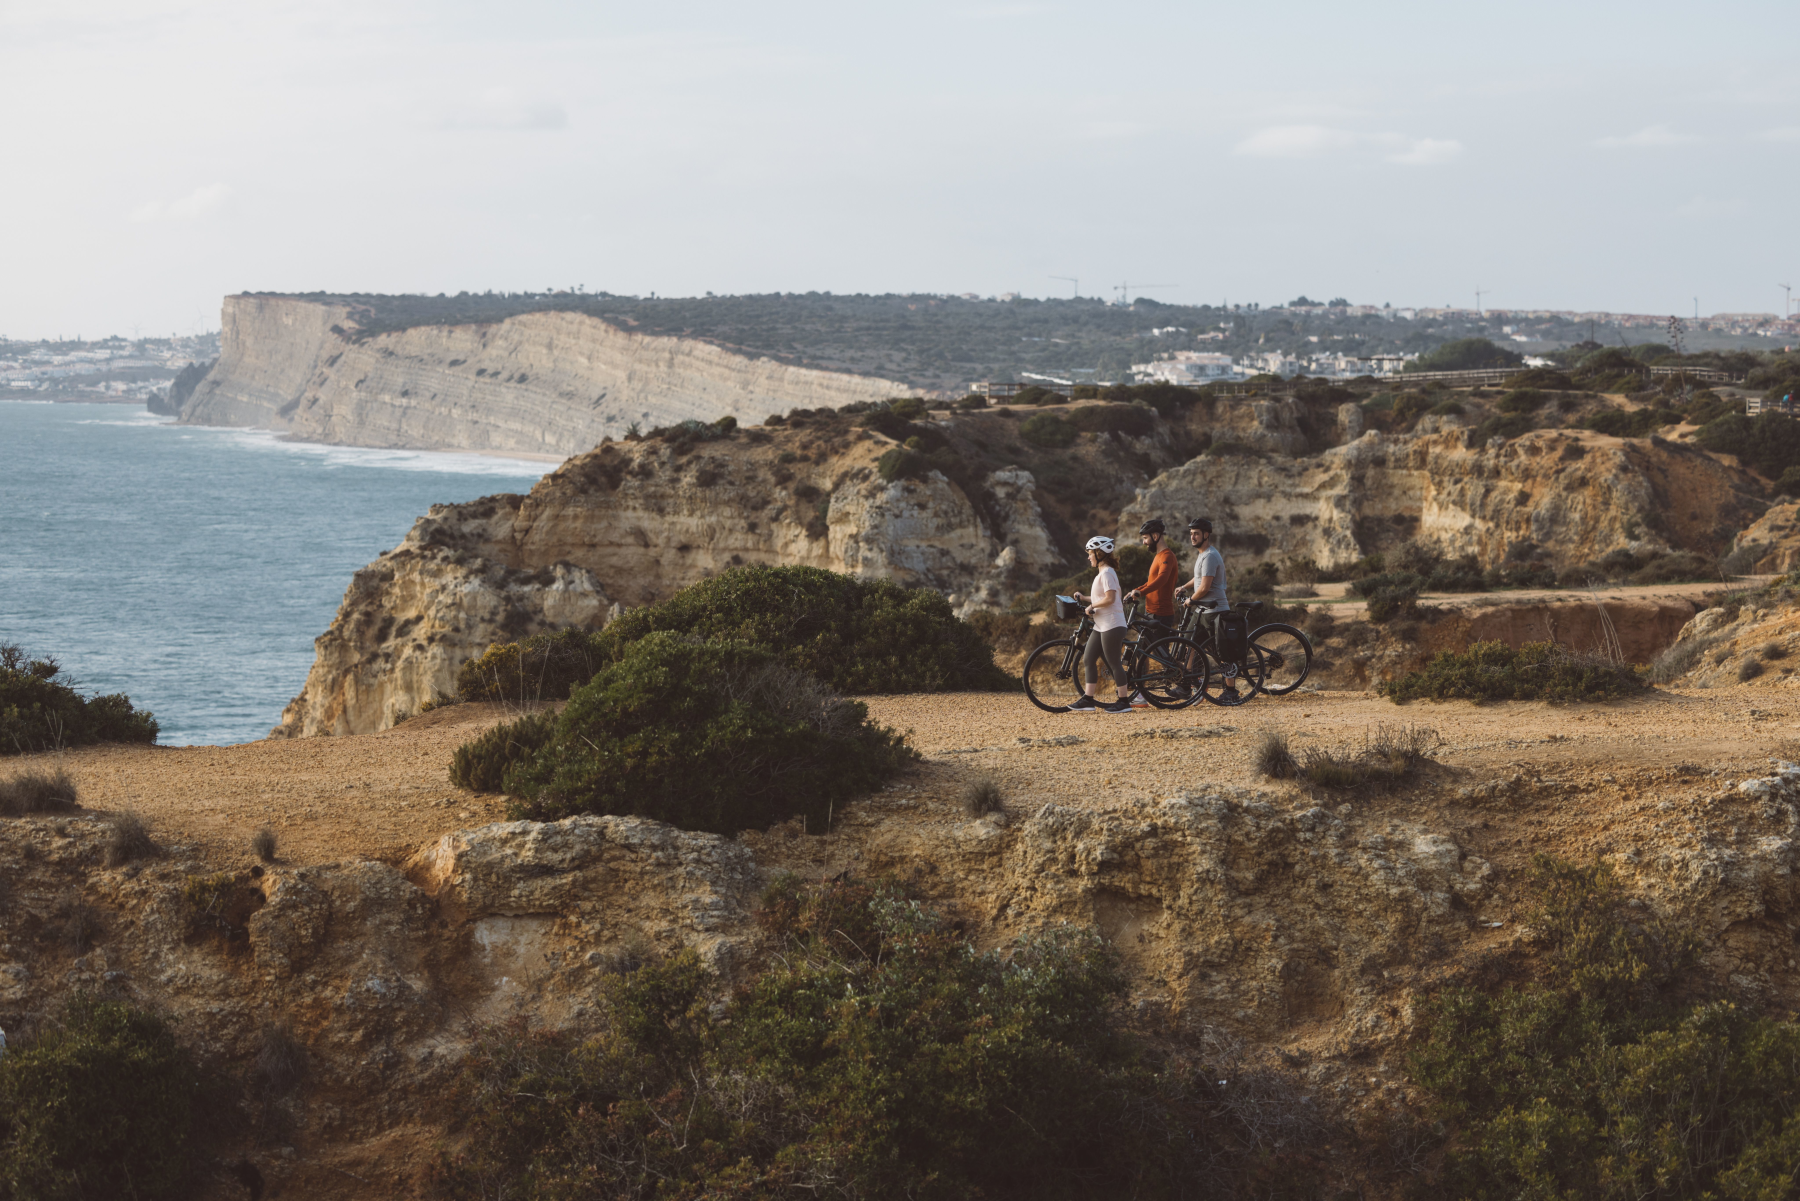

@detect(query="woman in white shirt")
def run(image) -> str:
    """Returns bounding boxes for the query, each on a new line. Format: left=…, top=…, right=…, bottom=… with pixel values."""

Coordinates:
left=1069, top=535, right=1132, bottom=713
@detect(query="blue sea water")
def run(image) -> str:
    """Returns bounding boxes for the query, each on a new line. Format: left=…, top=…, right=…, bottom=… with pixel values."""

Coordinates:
left=0, top=401, right=548, bottom=747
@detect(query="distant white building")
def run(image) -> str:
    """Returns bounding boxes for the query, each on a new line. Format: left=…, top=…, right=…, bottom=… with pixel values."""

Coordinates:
left=1131, top=351, right=1241, bottom=383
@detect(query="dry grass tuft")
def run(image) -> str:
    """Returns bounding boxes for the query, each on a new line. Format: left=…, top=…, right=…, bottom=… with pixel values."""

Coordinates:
left=1294, top=725, right=1438, bottom=793
left=0, top=765, right=78, bottom=816
left=103, top=809, right=156, bottom=867
left=251, top=826, right=278, bottom=862
left=1253, top=730, right=1299, bottom=779
left=962, top=775, right=1005, bottom=818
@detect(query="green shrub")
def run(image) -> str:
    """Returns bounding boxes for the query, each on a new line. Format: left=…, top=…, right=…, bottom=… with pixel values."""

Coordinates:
left=1496, top=388, right=1544, bottom=413
left=448, top=709, right=557, bottom=793
left=1065, top=403, right=1155, bottom=437
left=1777, top=466, right=1800, bottom=496
left=461, top=566, right=1011, bottom=702
left=1428, top=399, right=1466, bottom=417
left=1403, top=337, right=1524, bottom=373
left=1503, top=367, right=1575, bottom=390
left=438, top=878, right=1223, bottom=1200
left=0, top=644, right=157, bottom=757
left=1581, top=407, right=1679, bottom=438
left=1472, top=412, right=1537, bottom=442
left=1408, top=857, right=1800, bottom=1200
left=1352, top=571, right=1424, bottom=598
left=1019, top=411, right=1076, bottom=448
left=0, top=995, right=199, bottom=1200
left=492, top=634, right=914, bottom=831
left=1010, top=384, right=1069, bottom=406
left=1365, top=584, right=1422, bottom=623
left=456, top=628, right=609, bottom=705
left=1381, top=640, right=1648, bottom=703
left=876, top=445, right=933, bottom=482
left=1393, top=393, right=1433, bottom=426
left=1695, top=411, right=1800, bottom=478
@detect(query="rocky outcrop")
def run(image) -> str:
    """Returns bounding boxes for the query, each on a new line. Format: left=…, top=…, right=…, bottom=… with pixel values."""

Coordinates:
left=1660, top=594, right=1800, bottom=689
left=1120, top=427, right=1763, bottom=570
left=274, top=421, right=1062, bottom=736
left=178, top=295, right=907, bottom=456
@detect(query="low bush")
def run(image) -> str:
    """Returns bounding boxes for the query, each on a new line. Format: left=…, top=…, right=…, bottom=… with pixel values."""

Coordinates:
left=876, top=445, right=934, bottom=481
left=1018, top=411, right=1076, bottom=448
left=485, top=633, right=915, bottom=832
left=0, top=995, right=199, bottom=1200
left=1496, top=388, right=1545, bottom=413
left=1581, top=406, right=1679, bottom=438
left=963, top=609, right=1039, bottom=654
left=1, top=644, right=157, bottom=757
left=1352, top=571, right=1424, bottom=598
left=1428, top=399, right=1465, bottom=417
left=1410, top=856, right=1800, bottom=1200
left=1381, top=640, right=1648, bottom=703
left=1472, top=412, right=1537, bottom=442
left=0, top=765, right=78, bottom=816
left=1695, top=411, right=1800, bottom=478
left=460, top=566, right=1012, bottom=703
left=1502, top=367, right=1576, bottom=390
left=437, top=877, right=1234, bottom=1200
left=448, top=709, right=557, bottom=794
left=1065, top=403, right=1156, bottom=437
left=1368, top=585, right=1419, bottom=623
left=1253, top=730, right=1299, bottom=778
left=251, top=826, right=277, bottom=862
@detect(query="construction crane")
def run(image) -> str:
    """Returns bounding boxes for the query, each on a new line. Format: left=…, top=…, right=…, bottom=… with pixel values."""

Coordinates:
left=1114, top=282, right=1176, bottom=305
left=1474, top=287, right=1488, bottom=315
left=1782, top=283, right=1792, bottom=319
left=1050, top=275, right=1081, bottom=298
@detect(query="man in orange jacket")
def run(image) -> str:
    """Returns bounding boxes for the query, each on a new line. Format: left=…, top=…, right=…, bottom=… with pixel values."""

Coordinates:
left=1126, top=518, right=1181, bottom=638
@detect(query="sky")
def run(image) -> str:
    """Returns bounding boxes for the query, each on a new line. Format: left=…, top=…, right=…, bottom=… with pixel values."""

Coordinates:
left=1, top=0, right=1796, bottom=339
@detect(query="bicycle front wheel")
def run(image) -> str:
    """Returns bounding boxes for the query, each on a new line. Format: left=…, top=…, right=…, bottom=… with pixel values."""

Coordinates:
left=1135, top=636, right=1208, bottom=708
left=1022, top=638, right=1083, bottom=712
left=1249, top=624, right=1314, bottom=696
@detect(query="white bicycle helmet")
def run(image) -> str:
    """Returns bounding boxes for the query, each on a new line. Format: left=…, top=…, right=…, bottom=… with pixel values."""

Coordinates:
left=1084, top=535, right=1115, bottom=554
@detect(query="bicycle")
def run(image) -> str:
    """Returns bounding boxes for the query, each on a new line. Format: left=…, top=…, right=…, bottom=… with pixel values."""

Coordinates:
left=1021, top=597, right=1210, bottom=712
left=1143, top=599, right=1315, bottom=708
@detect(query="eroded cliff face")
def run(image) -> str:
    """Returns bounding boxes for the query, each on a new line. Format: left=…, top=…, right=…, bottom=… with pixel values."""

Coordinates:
left=274, top=420, right=1063, bottom=736
left=1120, top=427, right=1763, bottom=570
left=179, top=295, right=907, bottom=455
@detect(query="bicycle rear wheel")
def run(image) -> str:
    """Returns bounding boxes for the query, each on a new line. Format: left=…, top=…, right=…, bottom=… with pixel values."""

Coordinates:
left=1249, top=624, right=1314, bottom=695
left=1022, top=638, right=1084, bottom=712
left=1134, top=636, right=1208, bottom=708
left=1199, top=644, right=1266, bottom=707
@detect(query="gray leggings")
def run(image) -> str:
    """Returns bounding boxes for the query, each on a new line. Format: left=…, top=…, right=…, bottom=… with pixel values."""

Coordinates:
left=1082, top=626, right=1129, bottom=690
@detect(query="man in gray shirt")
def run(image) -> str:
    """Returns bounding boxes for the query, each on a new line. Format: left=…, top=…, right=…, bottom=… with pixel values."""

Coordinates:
left=1174, top=517, right=1228, bottom=612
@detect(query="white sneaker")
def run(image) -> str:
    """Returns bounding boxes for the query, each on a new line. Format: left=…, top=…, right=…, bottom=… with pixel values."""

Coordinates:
left=1128, top=691, right=1151, bottom=709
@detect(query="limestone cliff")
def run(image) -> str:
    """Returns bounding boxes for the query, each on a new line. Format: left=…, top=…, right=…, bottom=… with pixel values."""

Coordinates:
left=1120, top=427, right=1764, bottom=570
left=273, top=417, right=1065, bottom=736
left=178, top=294, right=908, bottom=456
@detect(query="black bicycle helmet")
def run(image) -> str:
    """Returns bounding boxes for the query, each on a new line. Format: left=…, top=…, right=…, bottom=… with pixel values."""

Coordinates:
left=1138, top=518, right=1166, bottom=536
left=1187, top=517, right=1214, bottom=534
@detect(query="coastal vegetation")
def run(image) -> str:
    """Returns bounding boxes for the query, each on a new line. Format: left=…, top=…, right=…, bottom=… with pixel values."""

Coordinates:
left=435, top=875, right=1298, bottom=1200
left=1380, top=640, right=1648, bottom=703
left=452, top=633, right=914, bottom=833
left=0, top=644, right=157, bottom=757
left=456, top=564, right=1012, bottom=704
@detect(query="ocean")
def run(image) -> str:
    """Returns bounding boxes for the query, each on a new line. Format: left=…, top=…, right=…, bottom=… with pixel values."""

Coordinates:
left=0, top=401, right=549, bottom=747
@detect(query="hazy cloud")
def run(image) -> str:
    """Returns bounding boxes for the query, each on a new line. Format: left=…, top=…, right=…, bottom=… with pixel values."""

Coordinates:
left=1070, top=120, right=1144, bottom=141
left=432, top=87, right=567, bottom=131
left=1676, top=195, right=1747, bottom=218
left=1386, top=138, right=1464, bottom=165
left=1754, top=126, right=1800, bottom=142
left=1235, top=125, right=1461, bottom=165
left=1595, top=124, right=1696, bottom=148
left=128, top=183, right=228, bottom=223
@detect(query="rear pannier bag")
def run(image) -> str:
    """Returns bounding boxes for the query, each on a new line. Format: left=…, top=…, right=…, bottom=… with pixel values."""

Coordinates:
left=1214, top=610, right=1250, bottom=661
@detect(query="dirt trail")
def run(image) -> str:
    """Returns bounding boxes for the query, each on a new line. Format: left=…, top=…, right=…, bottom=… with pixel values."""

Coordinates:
left=12, top=686, right=1798, bottom=876
left=1300, top=576, right=1762, bottom=616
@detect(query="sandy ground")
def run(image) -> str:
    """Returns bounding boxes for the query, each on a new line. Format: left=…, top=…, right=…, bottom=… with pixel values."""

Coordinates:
left=10, top=686, right=1798, bottom=876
